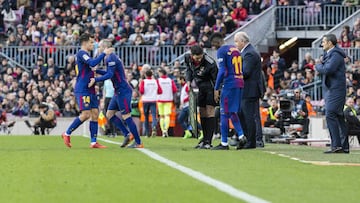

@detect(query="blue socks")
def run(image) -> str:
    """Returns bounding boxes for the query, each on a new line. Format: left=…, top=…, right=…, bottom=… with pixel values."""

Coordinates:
left=230, top=113, right=244, bottom=138
left=66, top=117, right=84, bottom=135
left=125, top=117, right=141, bottom=144
left=109, top=116, right=130, bottom=136
left=220, top=113, right=244, bottom=144
left=89, top=121, right=98, bottom=143
left=220, top=114, right=230, bottom=144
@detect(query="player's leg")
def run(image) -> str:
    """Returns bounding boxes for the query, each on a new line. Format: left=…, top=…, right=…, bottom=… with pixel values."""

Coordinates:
left=89, top=95, right=107, bottom=148
left=106, top=97, right=130, bottom=137
left=213, top=89, right=230, bottom=150
left=150, top=102, right=158, bottom=137
left=119, top=91, right=142, bottom=147
left=204, top=89, right=217, bottom=147
left=162, top=102, right=172, bottom=136
left=157, top=102, right=166, bottom=137
left=62, top=93, right=92, bottom=147
left=143, top=102, right=150, bottom=137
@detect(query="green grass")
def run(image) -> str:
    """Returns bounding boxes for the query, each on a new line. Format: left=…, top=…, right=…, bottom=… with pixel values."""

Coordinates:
left=1, top=136, right=360, bottom=203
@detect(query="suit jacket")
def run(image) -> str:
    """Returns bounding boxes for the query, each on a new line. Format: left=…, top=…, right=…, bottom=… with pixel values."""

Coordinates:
left=241, top=44, right=264, bottom=99
left=315, top=46, right=346, bottom=113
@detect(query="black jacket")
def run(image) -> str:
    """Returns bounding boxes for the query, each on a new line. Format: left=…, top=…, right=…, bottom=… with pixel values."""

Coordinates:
left=184, top=53, right=218, bottom=89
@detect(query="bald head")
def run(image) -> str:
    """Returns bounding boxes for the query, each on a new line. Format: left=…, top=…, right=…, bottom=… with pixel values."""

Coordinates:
left=234, top=32, right=250, bottom=50
left=234, top=32, right=250, bottom=43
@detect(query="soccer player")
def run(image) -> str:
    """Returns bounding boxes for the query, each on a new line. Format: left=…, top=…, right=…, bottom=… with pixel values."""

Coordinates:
left=62, top=33, right=113, bottom=148
left=210, top=32, right=247, bottom=150
left=89, top=39, right=143, bottom=148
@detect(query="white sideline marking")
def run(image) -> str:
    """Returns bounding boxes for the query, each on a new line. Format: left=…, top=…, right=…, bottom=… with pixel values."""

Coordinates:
left=266, top=151, right=360, bottom=166
left=95, top=137, right=270, bottom=203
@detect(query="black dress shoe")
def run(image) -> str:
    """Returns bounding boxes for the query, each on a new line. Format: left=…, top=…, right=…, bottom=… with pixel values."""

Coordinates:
left=256, top=141, right=265, bottom=148
left=324, top=147, right=343, bottom=154
left=241, top=142, right=256, bottom=149
left=212, top=144, right=229, bottom=150
left=236, top=136, right=247, bottom=150
left=342, top=149, right=350, bottom=154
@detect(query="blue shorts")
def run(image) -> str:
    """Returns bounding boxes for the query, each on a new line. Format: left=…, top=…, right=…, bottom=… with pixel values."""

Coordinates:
left=220, top=88, right=242, bottom=114
left=75, top=93, right=98, bottom=111
left=108, top=91, right=132, bottom=114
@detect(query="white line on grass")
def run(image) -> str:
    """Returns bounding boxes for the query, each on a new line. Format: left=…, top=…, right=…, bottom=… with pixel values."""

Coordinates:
left=95, top=137, right=270, bottom=203
left=266, top=151, right=360, bottom=166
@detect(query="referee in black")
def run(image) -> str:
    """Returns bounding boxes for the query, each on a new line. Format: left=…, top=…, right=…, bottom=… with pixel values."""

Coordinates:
left=185, top=45, right=218, bottom=149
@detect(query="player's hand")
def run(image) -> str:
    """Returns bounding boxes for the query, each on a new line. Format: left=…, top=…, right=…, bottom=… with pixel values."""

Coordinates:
left=214, top=90, right=220, bottom=103
left=88, top=78, right=96, bottom=87
left=104, top=48, right=115, bottom=55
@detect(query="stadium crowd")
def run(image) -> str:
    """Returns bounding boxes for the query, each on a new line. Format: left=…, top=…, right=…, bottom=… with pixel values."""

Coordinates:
left=0, top=0, right=359, bottom=139
left=0, top=0, right=269, bottom=118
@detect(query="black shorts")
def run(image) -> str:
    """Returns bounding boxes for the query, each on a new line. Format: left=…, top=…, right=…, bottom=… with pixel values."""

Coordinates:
left=197, top=88, right=216, bottom=107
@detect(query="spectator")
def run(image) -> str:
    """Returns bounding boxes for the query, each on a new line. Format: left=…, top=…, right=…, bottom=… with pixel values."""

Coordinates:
left=231, top=2, right=248, bottom=24
left=290, top=72, right=305, bottom=89
left=12, top=97, right=29, bottom=116
left=279, top=70, right=292, bottom=90
left=62, top=102, right=77, bottom=117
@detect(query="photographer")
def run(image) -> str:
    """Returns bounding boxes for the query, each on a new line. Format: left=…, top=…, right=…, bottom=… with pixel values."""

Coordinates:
left=30, top=103, right=56, bottom=135
left=290, top=89, right=309, bottom=138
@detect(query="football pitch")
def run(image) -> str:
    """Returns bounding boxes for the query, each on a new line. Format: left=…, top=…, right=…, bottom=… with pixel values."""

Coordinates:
left=1, top=135, right=359, bottom=203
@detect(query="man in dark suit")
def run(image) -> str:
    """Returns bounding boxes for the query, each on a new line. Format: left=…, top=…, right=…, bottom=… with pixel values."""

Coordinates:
left=234, top=32, right=264, bottom=149
left=315, top=34, right=349, bottom=154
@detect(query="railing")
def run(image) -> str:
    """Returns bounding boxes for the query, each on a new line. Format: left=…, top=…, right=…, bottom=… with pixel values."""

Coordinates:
left=172, top=6, right=277, bottom=64
left=298, top=47, right=360, bottom=100
left=312, top=9, right=360, bottom=48
left=277, top=79, right=322, bottom=101
left=299, top=47, right=360, bottom=65
left=1, top=45, right=191, bottom=70
left=276, top=5, right=360, bottom=30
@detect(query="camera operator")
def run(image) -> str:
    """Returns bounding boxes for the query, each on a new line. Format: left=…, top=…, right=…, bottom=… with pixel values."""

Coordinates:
left=33, top=102, right=56, bottom=135
left=290, top=89, right=309, bottom=138
left=344, top=97, right=360, bottom=145
left=264, top=98, right=284, bottom=133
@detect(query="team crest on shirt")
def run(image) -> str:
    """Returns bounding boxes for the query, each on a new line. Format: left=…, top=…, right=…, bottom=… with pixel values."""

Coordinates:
left=197, top=66, right=205, bottom=76
left=218, top=58, right=223, bottom=63
left=83, top=54, right=90, bottom=61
